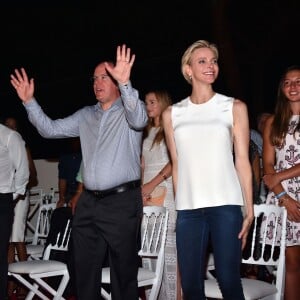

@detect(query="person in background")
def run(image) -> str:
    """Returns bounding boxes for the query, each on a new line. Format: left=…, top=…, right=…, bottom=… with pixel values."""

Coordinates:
left=69, top=162, right=83, bottom=215
left=162, top=39, right=253, bottom=300
left=0, top=122, right=29, bottom=300
left=48, top=137, right=81, bottom=299
left=10, top=44, right=148, bottom=300
left=56, top=137, right=82, bottom=208
left=262, top=65, right=300, bottom=300
left=4, top=117, right=38, bottom=299
left=250, top=112, right=272, bottom=201
left=250, top=112, right=272, bottom=157
left=141, top=90, right=181, bottom=300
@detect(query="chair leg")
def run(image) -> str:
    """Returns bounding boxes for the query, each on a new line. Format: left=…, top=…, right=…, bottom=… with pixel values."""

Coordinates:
left=15, top=242, right=29, bottom=297
left=7, top=244, right=17, bottom=297
left=32, top=272, right=69, bottom=300
left=9, top=274, right=48, bottom=300
left=100, top=287, right=112, bottom=300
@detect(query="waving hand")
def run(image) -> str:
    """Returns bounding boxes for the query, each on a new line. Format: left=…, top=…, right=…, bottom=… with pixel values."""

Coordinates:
left=10, top=68, right=35, bottom=103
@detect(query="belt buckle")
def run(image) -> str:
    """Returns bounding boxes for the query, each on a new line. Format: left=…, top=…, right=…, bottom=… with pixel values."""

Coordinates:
left=94, top=191, right=104, bottom=198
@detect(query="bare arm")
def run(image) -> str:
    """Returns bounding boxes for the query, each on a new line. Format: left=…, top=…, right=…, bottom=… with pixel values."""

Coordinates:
left=162, top=106, right=178, bottom=195
left=56, top=178, right=67, bottom=208
left=263, top=116, right=300, bottom=222
left=233, top=99, right=254, bottom=249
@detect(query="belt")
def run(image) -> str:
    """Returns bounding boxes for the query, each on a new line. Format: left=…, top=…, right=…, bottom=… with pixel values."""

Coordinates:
left=85, top=180, right=141, bottom=199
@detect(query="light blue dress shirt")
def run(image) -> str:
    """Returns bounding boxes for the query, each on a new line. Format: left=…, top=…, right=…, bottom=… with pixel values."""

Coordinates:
left=24, top=82, right=148, bottom=190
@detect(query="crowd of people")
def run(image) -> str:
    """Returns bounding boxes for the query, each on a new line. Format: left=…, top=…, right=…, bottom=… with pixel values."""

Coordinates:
left=1, top=40, right=299, bottom=300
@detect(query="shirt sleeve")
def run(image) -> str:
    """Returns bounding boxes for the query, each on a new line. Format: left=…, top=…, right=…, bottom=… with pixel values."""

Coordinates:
left=118, top=81, right=148, bottom=130
left=8, top=132, right=29, bottom=199
left=76, top=162, right=83, bottom=183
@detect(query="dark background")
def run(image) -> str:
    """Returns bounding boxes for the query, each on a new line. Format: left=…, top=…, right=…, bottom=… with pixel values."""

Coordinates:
left=0, top=0, right=299, bottom=158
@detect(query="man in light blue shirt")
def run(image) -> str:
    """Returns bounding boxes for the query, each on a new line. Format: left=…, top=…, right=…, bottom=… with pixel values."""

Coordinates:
left=10, top=44, right=148, bottom=300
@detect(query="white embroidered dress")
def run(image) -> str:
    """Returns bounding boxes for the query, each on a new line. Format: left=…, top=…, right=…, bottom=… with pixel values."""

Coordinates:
left=142, top=127, right=178, bottom=300
left=266, top=115, right=300, bottom=246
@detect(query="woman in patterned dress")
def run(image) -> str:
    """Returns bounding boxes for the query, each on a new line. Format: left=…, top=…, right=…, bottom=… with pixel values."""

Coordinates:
left=141, top=90, right=182, bottom=299
left=263, top=65, right=300, bottom=300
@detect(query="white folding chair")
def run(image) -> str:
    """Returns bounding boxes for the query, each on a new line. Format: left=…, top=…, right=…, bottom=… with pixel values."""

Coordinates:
left=8, top=219, right=72, bottom=300
left=100, top=205, right=169, bottom=300
left=49, top=187, right=60, bottom=204
left=204, top=204, right=287, bottom=300
left=26, top=203, right=57, bottom=260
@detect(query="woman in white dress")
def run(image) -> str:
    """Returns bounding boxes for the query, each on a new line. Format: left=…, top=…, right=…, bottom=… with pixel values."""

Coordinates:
left=262, top=65, right=300, bottom=300
left=141, top=90, right=181, bottom=300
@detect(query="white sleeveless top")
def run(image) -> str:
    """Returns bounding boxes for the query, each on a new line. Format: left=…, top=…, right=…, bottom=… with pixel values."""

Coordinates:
left=172, top=93, right=244, bottom=210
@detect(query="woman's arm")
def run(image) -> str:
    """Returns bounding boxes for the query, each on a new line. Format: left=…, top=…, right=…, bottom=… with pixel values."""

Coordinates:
left=233, top=99, right=254, bottom=249
left=162, top=106, right=178, bottom=195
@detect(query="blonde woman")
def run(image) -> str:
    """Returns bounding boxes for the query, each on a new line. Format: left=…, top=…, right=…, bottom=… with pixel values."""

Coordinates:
left=163, top=40, right=253, bottom=300
left=141, top=90, right=181, bottom=299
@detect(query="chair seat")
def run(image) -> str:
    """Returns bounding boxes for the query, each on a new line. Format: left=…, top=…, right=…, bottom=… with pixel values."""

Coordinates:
left=101, top=266, right=157, bottom=285
left=205, top=278, right=277, bottom=299
left=9, top=260, right=67, bottom=274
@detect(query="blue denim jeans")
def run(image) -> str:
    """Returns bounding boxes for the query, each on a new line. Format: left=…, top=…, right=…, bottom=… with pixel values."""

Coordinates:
left=176, top=205, right=245, bottom=300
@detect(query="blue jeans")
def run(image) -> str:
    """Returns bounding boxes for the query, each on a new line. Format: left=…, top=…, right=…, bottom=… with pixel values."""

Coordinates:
left=176, top=205, right=245, bottom=300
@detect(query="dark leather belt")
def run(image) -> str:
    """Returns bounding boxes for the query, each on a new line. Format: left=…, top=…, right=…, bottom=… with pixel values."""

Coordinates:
left=85, top=180, right=141, bottom=199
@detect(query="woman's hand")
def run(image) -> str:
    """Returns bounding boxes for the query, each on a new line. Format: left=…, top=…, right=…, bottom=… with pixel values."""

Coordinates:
left=239, top=216, right=254, bottom=250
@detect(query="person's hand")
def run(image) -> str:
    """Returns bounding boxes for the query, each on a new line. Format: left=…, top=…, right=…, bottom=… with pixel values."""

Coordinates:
left=238, top=216, right=254, bottom=250
left=69, top=193, right=81, bottom=215
left=10, top=68, right=35, bottom=103
left=141, top=182, right=155, bottom=199
left=105, top=44, right=135, bottom=85
left=263, top=173, right=281, bottom=190
left=56, top=198, right=65, bottom=208
left=280, top=195, right=300, bottom=222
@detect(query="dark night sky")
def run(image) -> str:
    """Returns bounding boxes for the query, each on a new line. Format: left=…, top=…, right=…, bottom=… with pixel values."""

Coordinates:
left=0, top=0, right=299, bottom=158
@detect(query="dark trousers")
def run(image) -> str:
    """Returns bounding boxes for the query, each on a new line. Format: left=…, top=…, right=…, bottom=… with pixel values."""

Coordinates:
left=72, top=188, right=143, bottom=300
left=0, top=193, right=14, bottom=300
left=176, top=205, right=245, bottom=300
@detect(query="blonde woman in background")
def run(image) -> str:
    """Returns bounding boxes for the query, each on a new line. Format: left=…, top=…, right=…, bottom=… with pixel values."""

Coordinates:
left=141, top=90, right=182, bottom=299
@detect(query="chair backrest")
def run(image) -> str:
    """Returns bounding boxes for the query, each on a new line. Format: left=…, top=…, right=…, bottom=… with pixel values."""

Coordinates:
left=31, top=202, right=57, bottom=245
left=242, top=204, right=287, bottom=298
left=43, top=219, right=72, bottom=260
left=139, top=206, right=169, bottom=275
left=26, top=188, right=45, bottom=240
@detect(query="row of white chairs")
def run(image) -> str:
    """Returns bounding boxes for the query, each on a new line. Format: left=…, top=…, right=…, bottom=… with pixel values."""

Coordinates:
left=9, top=205, right=169, bottom=300
left=11, top=202, right=286, bottom=299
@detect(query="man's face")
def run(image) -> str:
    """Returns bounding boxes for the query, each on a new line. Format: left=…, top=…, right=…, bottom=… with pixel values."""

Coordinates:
left=92, top=63, right=120, bottom=109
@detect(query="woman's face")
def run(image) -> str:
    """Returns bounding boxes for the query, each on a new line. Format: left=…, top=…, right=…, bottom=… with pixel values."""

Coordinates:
left=187, top=47, right=219, bottom=85
left=145, top=92, right=162, bottom=119
left=282, top=69, right=300, bottom=102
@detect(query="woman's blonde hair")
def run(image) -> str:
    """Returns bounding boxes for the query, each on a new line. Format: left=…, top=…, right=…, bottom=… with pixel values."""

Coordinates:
left=181, top=40, right=219, bottom=85
left=143, top=90, right=172, bottom=148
